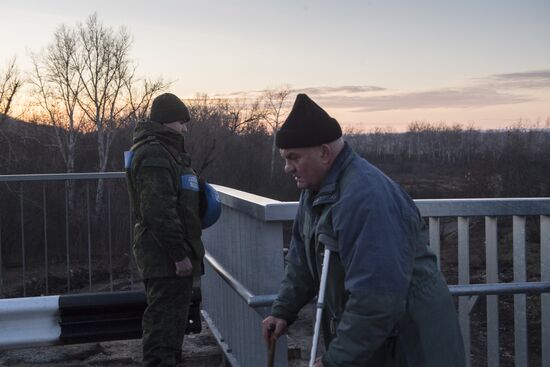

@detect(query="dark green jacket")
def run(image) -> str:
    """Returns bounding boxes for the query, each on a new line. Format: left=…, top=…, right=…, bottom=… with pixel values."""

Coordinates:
left=271, top=143, right=465, bottom=366
left=126, top=120, right=204, bottom=279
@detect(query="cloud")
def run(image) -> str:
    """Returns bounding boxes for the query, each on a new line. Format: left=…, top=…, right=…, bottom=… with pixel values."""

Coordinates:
left=216, top=86, right=533, bottom=112
left=300, top=85, right=386, bottom=95
left=209, top=69, right=548, bottom=112
left=485, top=69, right=550, bottom=89
left=212, top=85, right=385, bottom=99
left=316, top=87, right=533, bottom=112
left=211, top=90, right=257, bottom=98
left=307, top=70, right=550, bottom=111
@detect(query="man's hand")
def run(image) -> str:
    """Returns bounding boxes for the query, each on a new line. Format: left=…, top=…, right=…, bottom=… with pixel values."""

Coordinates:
left=175, top=257, right=193, bottom=277
left=313, top=356, right=324, bottom=367
left=262, top=316, right=288, bottom=346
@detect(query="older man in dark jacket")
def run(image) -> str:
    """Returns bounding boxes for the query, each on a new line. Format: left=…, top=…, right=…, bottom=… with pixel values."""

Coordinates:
left=262, top=94, right=465, bottom=366
left=126, top=93, right=204, bottom=367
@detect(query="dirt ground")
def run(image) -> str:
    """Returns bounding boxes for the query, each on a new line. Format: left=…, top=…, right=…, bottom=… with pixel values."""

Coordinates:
left=0, top=320, right=223, bottom=367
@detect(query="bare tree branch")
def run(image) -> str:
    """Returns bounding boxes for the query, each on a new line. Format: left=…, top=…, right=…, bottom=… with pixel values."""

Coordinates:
left=261, top=86, right=292, bottom=178
left=0, top=57, right=23, bottom=125
left=25, top=13, right=167, bottom=217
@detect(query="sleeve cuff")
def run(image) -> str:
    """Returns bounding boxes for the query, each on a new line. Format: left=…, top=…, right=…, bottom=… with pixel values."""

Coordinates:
left=168, top=247, right=188, bottom=263
left=270, top=304, right=298, bottom=326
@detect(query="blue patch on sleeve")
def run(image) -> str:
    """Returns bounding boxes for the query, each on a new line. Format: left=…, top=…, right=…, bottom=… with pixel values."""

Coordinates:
left=181, top=174, right=199, bottom=191
left=124, top=151, right=134, bottom=169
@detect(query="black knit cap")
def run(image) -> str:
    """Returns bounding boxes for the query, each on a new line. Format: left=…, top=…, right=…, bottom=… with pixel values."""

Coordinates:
left=275, top=94, right=342, bottom=149
left=150, top=93, right=190, bottom=124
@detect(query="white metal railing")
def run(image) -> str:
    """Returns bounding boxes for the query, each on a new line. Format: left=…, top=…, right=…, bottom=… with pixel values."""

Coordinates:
left=416, top=199, right=550, bottom=367
left=200, top=186, right=290, bottom=367
left=0, top=295, right=60, bottom=349
left=203, top=193, right=550, bottom=367
left=1, top=173, right=549, bottom=366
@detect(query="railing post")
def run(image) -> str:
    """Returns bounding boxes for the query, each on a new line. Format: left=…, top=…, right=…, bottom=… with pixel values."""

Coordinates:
left=64, top=181, right=71, bottom=293
left=129, top=202, right=134, bottom=289
left=43, top=183, right=49, bottom=295
left=541, top=215, right=550, bottom=367
left=485, top=216, right=499, bottom=367
left=19, top=183, right=26, bottom=297
left=513, top=216, right=528, bottom=367
left=458, top=216, right=470, bottom=366
left=107, top=188, right=113, bottom=292
left=429, top=217, right=441, bottom=269
left=0, top=217, right=3, bottom=297
left=87, top=182, right=92, bottom=292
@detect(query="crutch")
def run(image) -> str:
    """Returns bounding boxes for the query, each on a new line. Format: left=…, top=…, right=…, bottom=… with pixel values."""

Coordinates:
left=309, top=248, right=332, bottom=367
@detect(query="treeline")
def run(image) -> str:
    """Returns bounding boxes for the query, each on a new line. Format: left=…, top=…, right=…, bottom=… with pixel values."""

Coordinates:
left=351, top=121, right=550, bottom=165
left=2, top=110, right=549, bottom=289
left=348, top=121, right=550, bottom=199
left=2, top=115, right=549, bottom=199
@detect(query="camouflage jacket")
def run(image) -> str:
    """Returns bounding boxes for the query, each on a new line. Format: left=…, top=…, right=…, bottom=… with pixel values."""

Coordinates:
left=126, top=120, right=204, bottom=279
left=271, top=143, right=465, bottom=366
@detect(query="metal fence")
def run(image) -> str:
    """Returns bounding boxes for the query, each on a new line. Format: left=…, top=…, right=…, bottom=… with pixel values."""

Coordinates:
left=415, top=199, right=550, bottom=367
left=1, top=173, right=549, bottom=366
left=200, top=186, right=294, bottom=367
left=0, top=172, right=132, bottom=298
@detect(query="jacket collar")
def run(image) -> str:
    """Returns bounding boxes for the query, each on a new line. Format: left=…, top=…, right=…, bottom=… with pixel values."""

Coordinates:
left=306, top=142, right=355, bottom=207
left=133, top=120, right=185, bottom=163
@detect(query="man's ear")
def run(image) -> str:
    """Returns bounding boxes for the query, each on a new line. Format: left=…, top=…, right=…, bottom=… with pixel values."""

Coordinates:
left=320, top=144, right=331, bottom=164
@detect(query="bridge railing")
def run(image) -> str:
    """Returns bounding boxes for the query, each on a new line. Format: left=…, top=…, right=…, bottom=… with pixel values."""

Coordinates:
left=1, top=173, right=549, bottom=367
left=204, top=193, right=550, bottom=367
left=200, top=186, right=292, bottom=367
left=0, top=172, right=132, bottom=297
left=415, top=198, right=550, bottom=367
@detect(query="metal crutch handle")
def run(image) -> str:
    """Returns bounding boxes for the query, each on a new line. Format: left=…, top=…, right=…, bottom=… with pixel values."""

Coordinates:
left=309, top=249, right=332, bottom=367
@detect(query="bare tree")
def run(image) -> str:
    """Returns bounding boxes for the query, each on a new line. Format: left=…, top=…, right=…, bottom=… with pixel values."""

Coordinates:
left=29, top=25, right=84, bottom=176
left=27, top=13, right=165, bottom=217
left=0, top=57, right=23, bottom=125
left=217, top=96, right=266, bottom=134
left=68, top=13, right=132, bottom=215
left=125, top=76, right=166, bottom=125
left=71, top=14, right=164, bottom=215
left=185, top=94, right=220, bottom=175
left=0, top=57, right=23, bottom=168
left=262, top=86, right=292, bottom=178
left=28, top=25, right=89, bottom=210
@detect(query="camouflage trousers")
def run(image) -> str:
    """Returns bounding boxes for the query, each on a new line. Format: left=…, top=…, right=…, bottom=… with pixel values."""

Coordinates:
left=142, top=276, right=193, bottom=367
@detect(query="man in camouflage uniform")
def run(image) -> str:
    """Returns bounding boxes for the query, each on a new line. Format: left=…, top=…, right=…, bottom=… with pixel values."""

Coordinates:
left=126, top=93, right=204, bottom=366
left=262, top=94, right=465, bottom=366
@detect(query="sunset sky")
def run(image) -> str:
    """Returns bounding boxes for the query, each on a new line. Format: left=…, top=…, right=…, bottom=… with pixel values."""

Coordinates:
left=1, top=0, right=549, bottom=131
